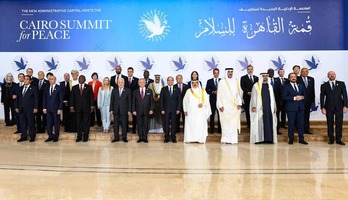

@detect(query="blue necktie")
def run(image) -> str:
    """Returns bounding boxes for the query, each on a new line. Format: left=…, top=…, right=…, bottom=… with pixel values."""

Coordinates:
left=169, top=87, right=172, bottom=97
left=332, top=82, right=335, bottom=91
left=215, top=79, right=218, bottom=89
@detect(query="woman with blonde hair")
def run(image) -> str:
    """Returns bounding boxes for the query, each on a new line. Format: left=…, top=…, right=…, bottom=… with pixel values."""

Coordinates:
left=98, top=77, right=113, bottom=133
left=1, top=73, right=16, bottom=126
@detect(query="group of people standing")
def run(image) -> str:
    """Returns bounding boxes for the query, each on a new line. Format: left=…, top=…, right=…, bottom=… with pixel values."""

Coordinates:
left=1, top=64, right=347, bottom=145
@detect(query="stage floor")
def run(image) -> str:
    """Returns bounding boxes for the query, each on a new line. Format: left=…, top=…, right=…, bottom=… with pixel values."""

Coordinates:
left=0, top=141, right=347, bottom=199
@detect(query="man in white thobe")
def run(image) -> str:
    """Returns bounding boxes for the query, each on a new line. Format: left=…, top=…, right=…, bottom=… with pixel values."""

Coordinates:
left=217, top=68, right=242, bottom=144
left=250, top=73, right=278, bottom=144
left=183, top=80, right=211, bottom=143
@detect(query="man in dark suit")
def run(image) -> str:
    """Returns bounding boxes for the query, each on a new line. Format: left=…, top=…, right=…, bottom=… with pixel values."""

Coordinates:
left=125, top=67, right=139, bottom=133
left=110, top=78, right=131, bottom=143
left=282, top=73, right=308, bottom=145
left=110, top=65, right=128, bottom=88
left=60, top=73, right=72, bottom=131
left=132, top=78, right=154, bottom=143
left=205, top=68, right=221, bottom=134
left=13, top=73, right=25, bottom=133
left=14, top=75, right=38, bottom=142
left=160, top=76, right=182, bottom=143
left=320, top=71, right=347, bottom=145
left=275, top=68, right=288, bottom=129
left=36, top=71, right=49, bottom=133
left=143, top=70, right=154, bottom=88
left=43, top=76, right=63, bottom=142
left=26, top=68, right=39, bottom=86
left=240, top=65, right=258, bottom=128
left=70, top=75, right=94, bottom=142
left=174, top=74, right=189, bottom=133
left=297, top=67, right=315, bottom=134
left=268, top=68, right=282, bottom=134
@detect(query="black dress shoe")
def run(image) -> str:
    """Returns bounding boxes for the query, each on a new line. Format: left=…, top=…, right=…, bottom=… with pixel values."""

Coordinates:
left=76, top=139, right=82, bottom=142
left=17, top=138, right=27, bottom=142
left=336, top=141, right=346, bottom=145
left=82, top=139, right=88, bottom=142
left=45, top=138, right=53, bottom=142
left=281, top=125, right=287, bottom=129
left=14, top=130, right=21, bottom=134
left=123, top=139, right=128, bottom=143
left=53, top=139, right=58, bottom=142
left=299, top=140, right=308, bottom=145
left=328, top=140, right=334, bottom=144
left=132, top=130, right=137, bottom=134
left=304, top=131, right=313, bottom=134
left=288, top=140, right=293, bottom=145
left=172, top=140, right=177, bottom=143
left=277, top=132, right=282, bottom=135
left=164, top=139, right=169, bottom=143
left=29, top=138, right=35, bottom=142
left=144, top=139, right=149, bottom=143
left=137, top=139, right=142, bottom=143
left=111, top=139, right=119, bottom=143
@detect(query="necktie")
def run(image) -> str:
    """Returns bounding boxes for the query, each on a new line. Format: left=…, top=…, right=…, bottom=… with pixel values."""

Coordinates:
left=119, top=88, right=122, bottom=97
left=39, top=80, right=42, bottom=89
left=294, top=84, right=298, bottom=92
left=128, top=78, right=132, bottom=85
left=332, top=82, right=335, bottom=91
left=179, top=84, right=182, bottom=93
left=50, top=86, right=53, bottom=96
left=23, top=86, right=28, bottom=96
left=80, top=84, right=83, bottom=95
left=116, top=75, right=119, bottom=84
left=271, top=78, right=274, bottom=87
left=141, top=89, right=144, bottom=99
left=281, top=78, right=284, bottom=85
left=169, top=87, right=172, bottom=97
left=304, top=77, right=308, bottom=88
left=215, top=79, right=218, bottom=89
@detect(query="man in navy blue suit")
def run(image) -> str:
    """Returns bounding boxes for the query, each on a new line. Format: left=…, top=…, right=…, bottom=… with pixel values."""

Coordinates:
left=160, top=76, right=182, bottom=143
left=282, top=73, right=308, bottom=145
left=205, top=68, right=221, bottom=133
left=15, top=75, right=39, bottom=142
left=43, top=76, right=63, bottom=142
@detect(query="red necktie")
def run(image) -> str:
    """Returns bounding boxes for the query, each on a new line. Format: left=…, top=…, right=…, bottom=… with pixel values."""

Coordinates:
left=80, top=85, right=83, bottom=95
left=141, top=89, right=144, bottom=99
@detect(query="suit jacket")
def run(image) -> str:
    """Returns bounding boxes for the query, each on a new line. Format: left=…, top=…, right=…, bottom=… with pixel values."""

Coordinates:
left=110, top=74, right=128, bottom=88
left=31, top=77, right=39, bottom=87
left=88, top=80, right=102, bottom=101
left=145, top=78, right=154, bottom=88
left=273, top=77, right=288, bottom=106
left=205, top=78, right=220, bottom=103
left=320, top=81, right=348, bottom=111
left=14, top=84, right=39, bottom=113
left=241, top=74, right=258, bottom=99
left=110, top=87, right=131, bottom=115
left=37, top=79, right=49, bottom=108
left=160, top=86, right=182, bottom=113
left=43, top=84, right=63, bottom=112
left=70, top=84, right=94, bottom=113
left=1, top=82, right=16, bottom=104
left=132, top=88, right=154, bottom=115
left=174, top=83, right=189, bottom=111
left=124, top=77, right=139, bottom=92
left=60, top=81, right=71, bottom=103
left=282, top=82, right=306, bottom=111
left=297, top=76, right=315, bottom=106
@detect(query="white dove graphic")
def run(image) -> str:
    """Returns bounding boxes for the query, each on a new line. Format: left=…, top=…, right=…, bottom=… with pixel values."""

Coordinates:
left=142, top=13, right=165, bottom=38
